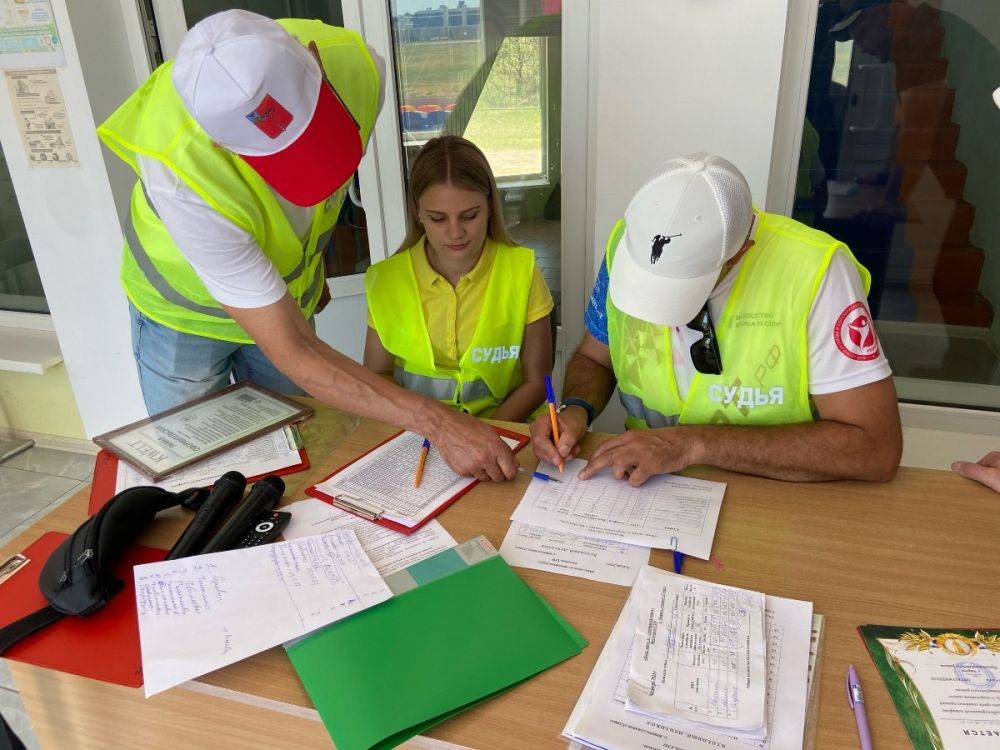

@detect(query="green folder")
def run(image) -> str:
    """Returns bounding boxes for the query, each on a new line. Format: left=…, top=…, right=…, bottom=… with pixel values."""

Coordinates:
left=286, top=553, right=587, bottom=750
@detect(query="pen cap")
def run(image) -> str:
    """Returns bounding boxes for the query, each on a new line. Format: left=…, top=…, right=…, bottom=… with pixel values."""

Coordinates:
left=544, top=375, right=556, bottom=403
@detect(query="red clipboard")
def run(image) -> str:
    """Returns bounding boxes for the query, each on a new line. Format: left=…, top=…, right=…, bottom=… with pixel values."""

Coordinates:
left=0, top=532, right=166, bottom=688
left=87, top=446, right=310, bottom=516
left=306, top=427, right=529, bottom=535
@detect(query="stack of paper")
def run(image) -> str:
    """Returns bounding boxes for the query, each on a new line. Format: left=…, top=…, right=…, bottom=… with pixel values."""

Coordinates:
left=626, top=567, right=768, bottom=738
left=565, top=566, right=813, bottom=750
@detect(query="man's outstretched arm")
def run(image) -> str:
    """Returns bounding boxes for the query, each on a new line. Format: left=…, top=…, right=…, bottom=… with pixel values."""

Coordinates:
left=580, top=377, right=902, bottom=485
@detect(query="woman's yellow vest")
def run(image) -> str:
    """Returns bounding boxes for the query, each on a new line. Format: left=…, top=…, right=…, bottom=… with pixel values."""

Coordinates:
left=365, top=239, right=535, bottom=416
left=607, top=210, right=871, bottom=429
left=97, top=20, right=378, bottom=344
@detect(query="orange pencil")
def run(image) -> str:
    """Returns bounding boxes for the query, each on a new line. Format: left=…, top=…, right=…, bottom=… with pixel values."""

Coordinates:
left=414, top=438, right=430, bottom=487
left=544, top=375, right=564, bottom=472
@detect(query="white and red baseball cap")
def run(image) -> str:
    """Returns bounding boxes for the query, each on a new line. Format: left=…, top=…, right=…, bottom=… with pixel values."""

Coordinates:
left=609, top=153, right=754, bottom=327
left=171, top=9, right=361, bottom=207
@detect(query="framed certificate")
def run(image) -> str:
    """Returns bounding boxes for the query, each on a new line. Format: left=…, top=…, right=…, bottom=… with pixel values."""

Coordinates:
left=93, top=382, right=313, bottom=481
left=860, top=624, right=1000, bottom=749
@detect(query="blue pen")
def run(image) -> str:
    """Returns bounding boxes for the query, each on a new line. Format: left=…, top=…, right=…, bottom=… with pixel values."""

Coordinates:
left=518, top=467, right=561, bottom=483
left=673, top=550, right=684, bottom=574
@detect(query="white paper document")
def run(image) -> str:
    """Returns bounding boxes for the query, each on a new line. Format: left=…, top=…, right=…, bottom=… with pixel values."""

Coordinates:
left=116, top=427, right=302, bottom=493
left=135, top=530, right=391, bottom=697
left=281, top=498, right=457, bottom=576
left=626, top=567, right=767, bottom=737
left=499, top=522, right=649, bottom=586
left=510, top=459, right=725, bottom=558
left=311, top=431, right=520, bottom=527
left=564, top=582, right=812, bottom=750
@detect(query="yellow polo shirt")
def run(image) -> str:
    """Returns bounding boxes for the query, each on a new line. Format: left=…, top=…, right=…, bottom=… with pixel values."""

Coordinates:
left=368, top=236, right=554, bottom=369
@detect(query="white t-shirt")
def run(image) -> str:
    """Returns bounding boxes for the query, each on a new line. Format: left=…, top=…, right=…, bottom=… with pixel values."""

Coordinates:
left=137, top=46, right=386, bottom=309
left=669, top=248, right=891, bottom=397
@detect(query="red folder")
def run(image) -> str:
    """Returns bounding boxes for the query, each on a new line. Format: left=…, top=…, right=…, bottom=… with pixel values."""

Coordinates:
left=88, top=447, right=309, bottom=515
left=0, top=532, right=165, bottom=688
left=306, top=427, right=529, bottom=535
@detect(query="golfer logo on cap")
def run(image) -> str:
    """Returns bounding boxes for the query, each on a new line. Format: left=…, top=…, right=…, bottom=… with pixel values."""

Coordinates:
left=650, top=233, right=682, bottom=265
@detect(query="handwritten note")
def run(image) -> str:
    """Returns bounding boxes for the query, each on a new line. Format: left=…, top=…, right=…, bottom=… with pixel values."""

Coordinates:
left=135, top=530, right=390, bottom=697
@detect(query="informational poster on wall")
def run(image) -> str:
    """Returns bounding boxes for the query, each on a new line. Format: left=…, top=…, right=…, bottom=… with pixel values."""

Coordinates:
left=4, top=67, right=78, bottom=167
left=0, top=0, right=64, bottom=69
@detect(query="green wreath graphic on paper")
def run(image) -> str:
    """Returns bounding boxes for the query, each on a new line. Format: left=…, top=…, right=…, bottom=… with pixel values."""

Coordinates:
left=859, top=626, right=1000, bottom=750
left=881, top=640, right=944, bottom=750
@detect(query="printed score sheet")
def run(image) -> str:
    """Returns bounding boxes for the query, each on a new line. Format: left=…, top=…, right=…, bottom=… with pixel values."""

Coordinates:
left=135, top=530, right=390, bottom=697
left=281, top=498, right=457, bottom=577
left=499, top=522, right=650, bottom=586
left=511, top=458, right=725, bottom=558
left=311, top=431, right=521, bottom=527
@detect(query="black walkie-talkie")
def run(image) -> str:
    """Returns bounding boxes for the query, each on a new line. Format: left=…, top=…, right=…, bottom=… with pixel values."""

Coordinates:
left=200, top=476, right=285, bottom=554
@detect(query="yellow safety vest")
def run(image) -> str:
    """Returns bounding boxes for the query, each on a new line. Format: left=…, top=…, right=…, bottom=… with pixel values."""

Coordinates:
left=97, top=20, right=378, bottom=344
left=607, top=210, right=871, bottom=429
left=365, top=238, right=535, bottom=416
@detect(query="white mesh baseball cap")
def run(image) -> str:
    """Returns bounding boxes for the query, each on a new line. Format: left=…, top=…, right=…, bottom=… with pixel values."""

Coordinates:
left=608, top=153, right=753, bottom=327
left=171, top=10, right=362, bottom=207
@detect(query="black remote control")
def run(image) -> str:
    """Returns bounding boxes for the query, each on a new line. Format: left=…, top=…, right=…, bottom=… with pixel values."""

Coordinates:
left=235, top=510, right=291, bottom=548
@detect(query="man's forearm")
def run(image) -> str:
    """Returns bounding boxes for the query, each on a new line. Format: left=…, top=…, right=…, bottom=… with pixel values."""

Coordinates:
left=287, top=335, right=449, bottom=438
left=683, top=420, right=900, bottom=482
left=563, top=351, right=617, bottom=414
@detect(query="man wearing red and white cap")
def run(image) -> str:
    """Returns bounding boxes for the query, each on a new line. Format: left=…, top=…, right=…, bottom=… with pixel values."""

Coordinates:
left=98, top=10, right=518, bottom=481
left=531, top=153, right=902, bottom=485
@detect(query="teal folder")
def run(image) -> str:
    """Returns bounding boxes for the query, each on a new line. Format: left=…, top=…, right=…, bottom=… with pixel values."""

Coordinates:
left=286, top=554, right=587, bottom=750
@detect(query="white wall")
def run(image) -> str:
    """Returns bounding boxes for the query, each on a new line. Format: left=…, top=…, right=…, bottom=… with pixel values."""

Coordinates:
left=586, top=0, right=794, bottom=432
left=0, top=0, right=148, bottom=437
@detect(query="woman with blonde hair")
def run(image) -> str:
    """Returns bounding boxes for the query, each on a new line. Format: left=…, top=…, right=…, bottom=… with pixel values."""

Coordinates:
left=364, top=136, right=553, bottom=420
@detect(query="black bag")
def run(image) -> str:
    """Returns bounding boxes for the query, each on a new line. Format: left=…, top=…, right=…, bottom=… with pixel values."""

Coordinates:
left=0, top=484, right=205, bottom=655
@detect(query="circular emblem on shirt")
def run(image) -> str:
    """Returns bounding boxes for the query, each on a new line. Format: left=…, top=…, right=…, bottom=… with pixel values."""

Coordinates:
left=834, top=301, right=879, bottom=361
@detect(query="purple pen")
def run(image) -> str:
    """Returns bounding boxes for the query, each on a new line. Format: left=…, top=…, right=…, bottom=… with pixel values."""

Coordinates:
left=847, top=664, right=874, bottom=750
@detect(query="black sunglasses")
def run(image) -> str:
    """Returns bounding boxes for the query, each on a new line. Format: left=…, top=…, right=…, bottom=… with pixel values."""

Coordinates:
left=686, top=303, right=723, bottom=375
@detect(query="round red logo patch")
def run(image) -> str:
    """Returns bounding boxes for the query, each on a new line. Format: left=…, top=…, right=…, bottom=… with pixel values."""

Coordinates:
left=834, top=302, right=879, bottom=361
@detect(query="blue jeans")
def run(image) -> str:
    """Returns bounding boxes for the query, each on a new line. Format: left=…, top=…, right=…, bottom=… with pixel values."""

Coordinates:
left=129, top=305, right=305, bottom=415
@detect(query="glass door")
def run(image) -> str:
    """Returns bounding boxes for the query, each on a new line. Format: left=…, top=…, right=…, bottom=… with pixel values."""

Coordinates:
left=794, top=0, right=1000, bottom=409
left=385, top=0, right=563, bottom=323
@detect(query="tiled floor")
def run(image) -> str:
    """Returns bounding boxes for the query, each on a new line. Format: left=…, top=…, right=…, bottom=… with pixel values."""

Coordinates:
left=0, top=445, right=94, bottom=750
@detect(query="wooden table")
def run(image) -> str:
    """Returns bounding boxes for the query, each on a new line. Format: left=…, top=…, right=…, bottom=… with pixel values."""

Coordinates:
left=2, top=402, right=998, bottom=749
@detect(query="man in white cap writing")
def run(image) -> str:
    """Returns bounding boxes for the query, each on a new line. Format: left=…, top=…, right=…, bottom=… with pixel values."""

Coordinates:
left=98, top=10, right=517, bottom=481
left=531, top=153, right=902, bottom=485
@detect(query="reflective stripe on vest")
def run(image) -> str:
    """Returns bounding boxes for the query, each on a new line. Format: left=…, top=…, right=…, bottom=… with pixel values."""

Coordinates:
left=99, top=20, right=378, bottom=344
left=393, top=367, right=493, bottom=405
left=366, top=238, right=534, bottom=416
left=606, top=210, right=872, bottom=428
